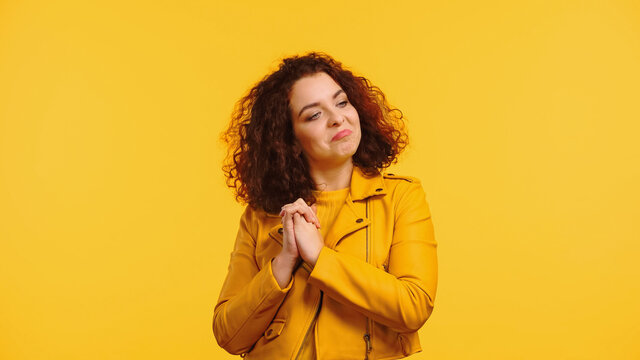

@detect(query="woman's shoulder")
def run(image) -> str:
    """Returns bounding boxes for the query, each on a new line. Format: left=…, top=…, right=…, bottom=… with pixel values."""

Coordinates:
left=238, top=204, right=282, bottom=234
left=240, top=204, right=280, bottom=222
left=232, top=205, right=282, bottom=243
left=380, top=172, right=432, bottom=218
left=381, top=172, right=422, bottom=184
left=379, top=172, right=428, bottom=200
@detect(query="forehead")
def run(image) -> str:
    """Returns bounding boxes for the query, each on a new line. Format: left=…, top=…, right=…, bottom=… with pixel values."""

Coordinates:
left=289, top=72, right=343, bottom=106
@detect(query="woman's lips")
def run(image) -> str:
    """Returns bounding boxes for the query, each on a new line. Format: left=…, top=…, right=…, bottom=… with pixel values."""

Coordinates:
left=332, top=129, right=352, bottom=141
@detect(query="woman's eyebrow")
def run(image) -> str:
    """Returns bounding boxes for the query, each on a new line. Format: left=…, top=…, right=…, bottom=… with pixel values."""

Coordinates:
left=297, top=89, right=345, bottom=117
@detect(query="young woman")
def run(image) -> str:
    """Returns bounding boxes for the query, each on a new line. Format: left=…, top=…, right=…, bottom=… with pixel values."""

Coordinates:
left=213, top=52, right=437, bottom=359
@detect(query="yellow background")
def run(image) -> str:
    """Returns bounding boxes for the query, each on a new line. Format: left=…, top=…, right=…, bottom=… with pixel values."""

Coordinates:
left=1, top=0, right=639, bottom=359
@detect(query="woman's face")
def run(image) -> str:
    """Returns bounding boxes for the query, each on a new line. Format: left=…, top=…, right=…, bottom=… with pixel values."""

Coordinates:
left=288, top=72, right=361, bottom=170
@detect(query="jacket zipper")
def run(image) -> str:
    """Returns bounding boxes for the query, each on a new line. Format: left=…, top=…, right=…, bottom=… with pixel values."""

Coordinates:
left=364, top=333, right=372, bottom=359
left=294, top=291, right=323, bottom=360
left=363, top=199, right=372, bottom=360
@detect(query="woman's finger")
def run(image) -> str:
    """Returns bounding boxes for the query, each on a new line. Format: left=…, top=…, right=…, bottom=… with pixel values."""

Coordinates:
left=310, top=204, right=320, bottom=228
left=309, top=204, right=320, bottom=229
left=294, top=198, right=320, bottom=228
left=299, top=208, right=320, bottom=228
left=280, top=202, right=320, bottom=228
left=282, top=211, right=294, bottom=236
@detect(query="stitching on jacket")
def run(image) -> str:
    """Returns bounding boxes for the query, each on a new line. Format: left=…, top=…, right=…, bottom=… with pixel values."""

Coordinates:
left=219, top=274, right=283, bottom=349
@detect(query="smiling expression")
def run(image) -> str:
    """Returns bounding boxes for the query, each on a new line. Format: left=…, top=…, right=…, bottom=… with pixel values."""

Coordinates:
left=289, top=72, right=361, bottom=170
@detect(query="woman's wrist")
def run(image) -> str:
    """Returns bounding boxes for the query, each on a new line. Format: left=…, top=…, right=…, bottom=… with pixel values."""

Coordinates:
left=302, top=245, right=323, bottom=268
left=272, top=254, right=297, bottom=289
left=275, top=252, right=298, bottom=267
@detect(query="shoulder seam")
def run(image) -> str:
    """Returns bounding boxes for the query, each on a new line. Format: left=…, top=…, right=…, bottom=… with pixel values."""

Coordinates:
left=382, top=173, right=420, bottom=183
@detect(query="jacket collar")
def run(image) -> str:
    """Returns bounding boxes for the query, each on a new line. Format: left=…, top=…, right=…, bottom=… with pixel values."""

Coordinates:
left=349, top=166, right=387, bottom=201
left=265, top=166, right=386, bottom=217
left=268, top=166, right=385, bottom=251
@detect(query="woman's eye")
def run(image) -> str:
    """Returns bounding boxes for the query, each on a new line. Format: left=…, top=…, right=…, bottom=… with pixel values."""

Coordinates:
left=337, top=100, right=348, bottom=107
left=308, top=112, right=321, bottom=121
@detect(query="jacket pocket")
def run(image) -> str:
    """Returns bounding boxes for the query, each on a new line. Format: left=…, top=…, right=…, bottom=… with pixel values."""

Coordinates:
left=264, top=319, right=286, bottom=340
left=398, top=332, right=422, bottom=357
left=398, top=334, right=409, bottom=356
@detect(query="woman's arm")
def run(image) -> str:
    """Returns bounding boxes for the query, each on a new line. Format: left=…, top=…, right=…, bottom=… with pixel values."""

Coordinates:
left=212, top=207, right=295, bottom=355
left=306, top=180, right=438, bottom=333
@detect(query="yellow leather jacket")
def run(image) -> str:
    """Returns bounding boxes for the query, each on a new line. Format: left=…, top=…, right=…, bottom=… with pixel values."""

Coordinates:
left=213, top=167, right=438, bottom=359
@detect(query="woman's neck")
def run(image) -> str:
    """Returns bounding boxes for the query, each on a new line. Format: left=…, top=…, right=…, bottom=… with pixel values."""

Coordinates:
left=309, top=160, right=353, bottom=191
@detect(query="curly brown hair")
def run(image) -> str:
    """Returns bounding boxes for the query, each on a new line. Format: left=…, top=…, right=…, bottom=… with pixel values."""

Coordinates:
left=221, top=52, right=408, bottom=214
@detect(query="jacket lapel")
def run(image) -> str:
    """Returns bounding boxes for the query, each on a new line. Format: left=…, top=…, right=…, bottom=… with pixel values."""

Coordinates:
left=268, top=167, right=387, bottom=249
left=269, top=224, right=283, bottom=246
left=323, top=195, right=369, bottom=249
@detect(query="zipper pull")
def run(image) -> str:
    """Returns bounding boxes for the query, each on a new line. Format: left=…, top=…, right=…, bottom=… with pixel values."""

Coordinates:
left=363, top=333, right=372, bottom=359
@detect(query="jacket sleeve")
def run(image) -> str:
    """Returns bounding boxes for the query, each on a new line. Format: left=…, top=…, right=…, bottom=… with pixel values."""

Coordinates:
left=212, top=207, right=293, bottom=355
left=307, top=180, right=438, bottom=333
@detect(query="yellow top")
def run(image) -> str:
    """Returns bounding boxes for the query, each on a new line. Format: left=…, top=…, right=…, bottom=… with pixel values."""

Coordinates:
left=298, top=187, right=350, bottom=359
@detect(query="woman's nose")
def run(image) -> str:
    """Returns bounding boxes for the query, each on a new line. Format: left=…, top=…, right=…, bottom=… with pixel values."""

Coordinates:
left=328, top=111, right=345, bottom=127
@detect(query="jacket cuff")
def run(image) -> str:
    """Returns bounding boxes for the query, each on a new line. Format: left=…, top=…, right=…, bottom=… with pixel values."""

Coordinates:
left=268, top=258, right=293, bottom=292
left=308, top=247, right=336, bottom=283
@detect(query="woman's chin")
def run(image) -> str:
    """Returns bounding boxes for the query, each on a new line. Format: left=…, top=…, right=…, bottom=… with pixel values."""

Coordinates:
left=335, top=142, right=359, bottom=157
left=329, top=152, right=357, bottom=166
